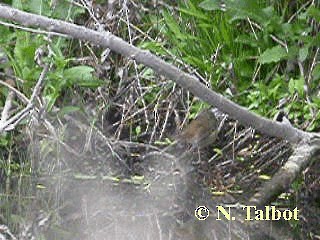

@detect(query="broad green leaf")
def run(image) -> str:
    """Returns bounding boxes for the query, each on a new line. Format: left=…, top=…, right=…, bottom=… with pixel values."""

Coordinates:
left=258, top=45, right=287, bottom=64
left=295, top=77, right=305, bottom=97
left=64, top=65, right=94, bottom=82
left=64, top=66, right=103, bottom=88
left=288, top=78, right=295, bottom=94
left=298, top=47, right=308, bottom=62
left=141, top=68, right=155, bottom=79
left=228, top=0, right=270, bottom=24
left=14, top=32, right=37, bottom=69
left=199, top=0, right=222, bottom=11
left=288, top=78, right=305, bottom=96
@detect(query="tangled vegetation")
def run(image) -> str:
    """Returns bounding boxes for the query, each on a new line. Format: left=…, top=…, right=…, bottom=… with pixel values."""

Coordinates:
left=0, top=0, right=319, bottom=239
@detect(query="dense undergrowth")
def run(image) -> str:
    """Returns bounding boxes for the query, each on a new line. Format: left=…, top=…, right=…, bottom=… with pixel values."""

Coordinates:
left=142, top=0, right=320, bottom=130
left=0, top=0, right=319, bottom=239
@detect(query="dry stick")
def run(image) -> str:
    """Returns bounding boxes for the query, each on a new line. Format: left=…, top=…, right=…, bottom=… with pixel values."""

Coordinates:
left=250, top=136, right=320, bottom=207
left=0, top=4, right=309, bottom=144
left=0, top=64, right=49, bottom=133
left=0, top=224, right=17, bottom=240
left=0, top=80, right=15, bottom=127
left=0, top=49, right=19, bottom=129
left=0, top=79, right=30, bottom=104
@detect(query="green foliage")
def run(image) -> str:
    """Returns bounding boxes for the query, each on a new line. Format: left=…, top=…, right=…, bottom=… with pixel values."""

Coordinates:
left=0, top=1, right=103, bottom=112
left=1, top=31, right=103, bottom=111
left=258, top=46, right=287, bottom=64
left=44, top=55, right=104, bottom=110
left=0, top=0, right=103, bottom=160
left=288, top=78, right=304, bottom=97
left=245, top=75, right=287, bottom=115
left=63, top=66, right=103, bottom=88
left=12, top=0, right=85, bottom=20
left=143, top=0, right=320, bottom=130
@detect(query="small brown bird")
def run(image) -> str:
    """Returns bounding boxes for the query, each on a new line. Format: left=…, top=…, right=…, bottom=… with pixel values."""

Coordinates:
left=178, top=109, right=218, bottom=148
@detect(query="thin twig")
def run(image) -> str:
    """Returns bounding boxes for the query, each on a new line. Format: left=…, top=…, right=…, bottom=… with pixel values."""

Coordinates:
left=0, top=63, right=50, bottom=133
left=0, top=79, right=30, bottom=104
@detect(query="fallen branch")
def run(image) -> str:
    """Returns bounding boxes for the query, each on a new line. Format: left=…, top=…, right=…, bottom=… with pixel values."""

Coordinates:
left=250, top=135, right=320, bottom=206
left=0, top=4, right=309, bottom=144
left=0, top=4, right=319, bottom=208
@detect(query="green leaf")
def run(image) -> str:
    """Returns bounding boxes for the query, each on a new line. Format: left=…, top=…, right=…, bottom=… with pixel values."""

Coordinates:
left=295, top=77, right=305, bottom=97
left=179, top=7, right=209, bottom=20
left=312, top=64, right=320, bottom=81
left=213, top=148, right=223, bottom=156
left=288, top=79, right=294, bottom=95
left=298, top=47, right=308, bottom=62
left=307, top=6, right=320, bottom=22
left=27, top=0, right=50, bottom=15
left=258, top=45, right=287, bottom=64
left=0, top=136, right=8, bottom=146
left=77, top=79, right=104, bottom=88
left=228, top=1, right=271, bottom=25
left=163, top=11, right=184, bottom=40
left=45, top=91, right=60, bottom=111
left=52, top=0, right=85, bottom=19
left=63, top=66, right=103, bottom=88
left=14, top=32, right=38, bottom=69
left=235, top=35, right=258, bottom=47
left=135, top=126, right=141, bottom=136
left=64, top=66, right=93, bottom=82
left=288, top=78, right=305, bottom=96
left=138, top=41, right=166, bottom=55
left=199, top=0, right=222, bottom=11
left=0, top=26, right=14, bottom=45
